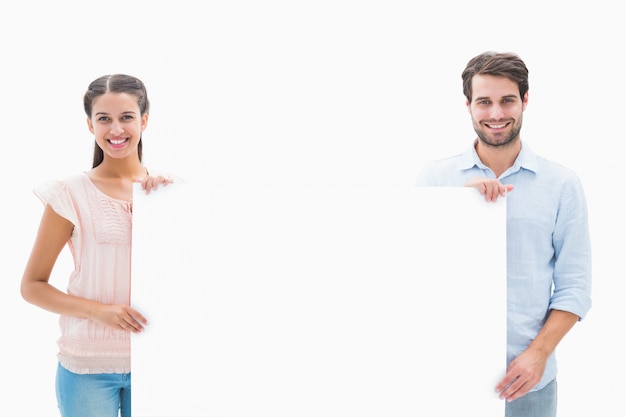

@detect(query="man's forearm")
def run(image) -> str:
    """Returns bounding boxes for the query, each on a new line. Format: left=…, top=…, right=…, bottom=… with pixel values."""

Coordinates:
left=527, top=309, right=579, bottom=357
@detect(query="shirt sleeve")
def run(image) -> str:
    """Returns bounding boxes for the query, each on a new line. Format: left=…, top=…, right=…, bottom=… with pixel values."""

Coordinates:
left=550, top=174, right=592, bottom=320
left=34, top=180, right=79, bottom=227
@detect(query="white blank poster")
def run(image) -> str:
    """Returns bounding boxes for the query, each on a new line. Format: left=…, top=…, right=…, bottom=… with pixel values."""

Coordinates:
left=131, top=184, right=506, bottom=417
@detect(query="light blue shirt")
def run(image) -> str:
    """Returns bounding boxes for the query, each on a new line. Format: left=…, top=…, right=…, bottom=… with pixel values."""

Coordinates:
left=416, top=142, right=592, bottom=392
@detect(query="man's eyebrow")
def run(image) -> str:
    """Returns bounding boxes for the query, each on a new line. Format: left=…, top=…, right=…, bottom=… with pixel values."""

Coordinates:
left=474, top=94, right=518, bottom=101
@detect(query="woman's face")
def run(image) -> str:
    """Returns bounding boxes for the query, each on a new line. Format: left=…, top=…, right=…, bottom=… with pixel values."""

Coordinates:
left=87, top=92, right=148, bottom=162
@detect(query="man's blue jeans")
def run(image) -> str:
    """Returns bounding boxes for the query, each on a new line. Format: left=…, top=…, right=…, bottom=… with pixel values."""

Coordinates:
left=505, top=378, right=557, bottom=417
left=56, top=363, right=131, bottom=417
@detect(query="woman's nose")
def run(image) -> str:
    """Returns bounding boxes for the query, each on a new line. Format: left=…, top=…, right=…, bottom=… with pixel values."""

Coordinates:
left=109, top=121, right=124, bottom=135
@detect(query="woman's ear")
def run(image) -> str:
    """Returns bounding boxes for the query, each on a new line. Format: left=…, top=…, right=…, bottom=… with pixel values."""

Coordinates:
left=87, top=116, right=94, bottom=134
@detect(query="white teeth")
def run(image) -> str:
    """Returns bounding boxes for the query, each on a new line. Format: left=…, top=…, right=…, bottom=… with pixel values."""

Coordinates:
left=109, top=139, right=126, bottom=145
left=488, top=123, right=507, bottom=129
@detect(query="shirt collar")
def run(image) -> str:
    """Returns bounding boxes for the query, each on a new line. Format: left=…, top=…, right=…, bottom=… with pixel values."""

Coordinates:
left=459, top=139, right=540, bottom=175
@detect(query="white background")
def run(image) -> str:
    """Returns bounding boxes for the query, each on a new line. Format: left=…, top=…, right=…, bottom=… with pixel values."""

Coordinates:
left=2, top=1, right=623, bottom=415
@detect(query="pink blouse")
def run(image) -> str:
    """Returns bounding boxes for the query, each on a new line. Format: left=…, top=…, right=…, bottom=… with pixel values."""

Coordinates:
left=35, top=173, right=134, bottom=374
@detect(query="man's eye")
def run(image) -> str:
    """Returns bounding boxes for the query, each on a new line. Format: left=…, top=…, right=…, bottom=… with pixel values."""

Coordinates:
left=98, top=116, right=110, bottom=122
left=122, top=115, right=134, bottom=120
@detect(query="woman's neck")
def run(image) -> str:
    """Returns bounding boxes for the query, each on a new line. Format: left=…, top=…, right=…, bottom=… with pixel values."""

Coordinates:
left=92, top=158, right=147, bottom=181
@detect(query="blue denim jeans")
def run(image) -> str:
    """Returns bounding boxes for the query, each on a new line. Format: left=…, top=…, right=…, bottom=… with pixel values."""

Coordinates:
left=56, top=363, right=131, bottom=417
left=505, top=378, right=557, bottom=417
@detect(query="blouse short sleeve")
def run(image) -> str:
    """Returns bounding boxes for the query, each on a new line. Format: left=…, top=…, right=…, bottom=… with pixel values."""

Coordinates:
left=34, top=179, right=79, bottom=227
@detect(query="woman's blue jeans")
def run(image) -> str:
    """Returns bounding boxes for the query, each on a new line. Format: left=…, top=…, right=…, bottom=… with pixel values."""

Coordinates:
left=56, top=363, right=131, bottom=417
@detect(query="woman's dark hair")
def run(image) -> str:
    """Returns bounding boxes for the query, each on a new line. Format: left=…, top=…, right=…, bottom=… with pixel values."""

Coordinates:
left=84, top=74, right=150, bottom=168
left=461, top=52, right=529, bottom=103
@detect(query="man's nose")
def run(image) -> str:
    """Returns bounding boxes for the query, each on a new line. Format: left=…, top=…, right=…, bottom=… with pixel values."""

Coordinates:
left=489, top=104, right=505, bottom=120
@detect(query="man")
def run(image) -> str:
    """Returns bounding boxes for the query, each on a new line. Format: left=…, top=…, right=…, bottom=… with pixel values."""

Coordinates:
left=416, top=51, right=592, bottom=417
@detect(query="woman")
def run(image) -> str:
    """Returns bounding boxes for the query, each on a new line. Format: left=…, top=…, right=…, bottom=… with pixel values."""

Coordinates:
left=21, top=74, right=172, bottom=417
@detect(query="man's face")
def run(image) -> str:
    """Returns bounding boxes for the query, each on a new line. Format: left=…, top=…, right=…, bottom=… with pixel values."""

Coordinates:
left=467, top=74, right=528, bottom=148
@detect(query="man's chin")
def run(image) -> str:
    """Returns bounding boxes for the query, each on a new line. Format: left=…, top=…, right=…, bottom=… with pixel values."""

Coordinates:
left=477, top=133, right=519, bottom=148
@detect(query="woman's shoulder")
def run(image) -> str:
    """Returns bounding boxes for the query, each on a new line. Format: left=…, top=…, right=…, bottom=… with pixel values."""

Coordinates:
left=61, top=172, right=90, bottom=186
left=34, top=172, right=91, bottom=200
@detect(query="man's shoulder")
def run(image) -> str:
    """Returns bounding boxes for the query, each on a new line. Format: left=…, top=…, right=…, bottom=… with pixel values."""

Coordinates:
left=415, top=153, right=468, bottom=186
left=531, top=153, right=581, bottom=183
left=424, top=152, right=466, bottom=167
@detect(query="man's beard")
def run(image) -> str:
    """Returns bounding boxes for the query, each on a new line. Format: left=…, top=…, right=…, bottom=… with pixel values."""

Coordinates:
left=474, top=118, right=522, bottom=148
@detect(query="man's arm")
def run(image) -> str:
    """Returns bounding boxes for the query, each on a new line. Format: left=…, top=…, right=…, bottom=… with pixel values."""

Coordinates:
left=494, top=309, right=579, bottom=402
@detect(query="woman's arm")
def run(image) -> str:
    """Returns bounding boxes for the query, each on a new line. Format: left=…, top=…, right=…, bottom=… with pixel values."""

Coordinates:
left=21, top=205, right=147, bottom=333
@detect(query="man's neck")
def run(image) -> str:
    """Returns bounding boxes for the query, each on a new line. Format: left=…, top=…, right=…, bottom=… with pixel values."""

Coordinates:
left=475, top=138, right=522, bottom=178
